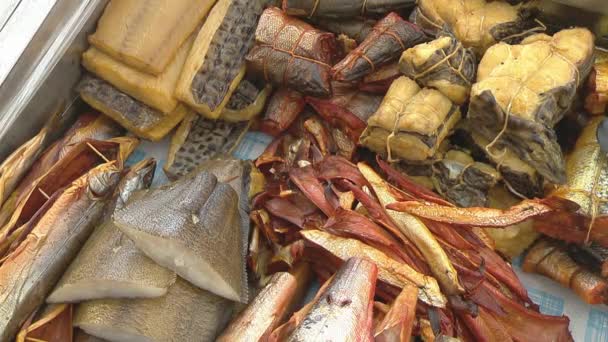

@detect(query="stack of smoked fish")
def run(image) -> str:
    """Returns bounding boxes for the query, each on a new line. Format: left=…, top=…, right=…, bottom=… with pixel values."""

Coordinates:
left=2, top=0, right=608, bottom=341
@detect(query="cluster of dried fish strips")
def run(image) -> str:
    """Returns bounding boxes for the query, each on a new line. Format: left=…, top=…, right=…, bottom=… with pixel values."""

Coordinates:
left=2, top=0, right=608, bottom=340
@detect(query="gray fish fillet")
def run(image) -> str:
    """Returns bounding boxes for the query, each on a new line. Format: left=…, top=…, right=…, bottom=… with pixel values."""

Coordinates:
left=47, top=159, right=177, bottom=303
left=0, top=163, right=120, bottom=342
left=75, top=277, right=233, bottom=342
left=286, top=258, right=377, bottom=342
left=114, top=169, right=248, bottom=302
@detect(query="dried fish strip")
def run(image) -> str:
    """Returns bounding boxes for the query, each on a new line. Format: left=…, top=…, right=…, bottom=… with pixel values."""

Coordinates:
left=283, top=0, right=415, bottom=18
left=332, top=13, right=426, bottom=82
left=246, top=7, right=337, bottom=97
left=360, top=77, right=461, bottom=163
left=177, top=0, right=265, bottom=118
left=400, top=36, right=477, bottom=104
left=75, top=278, right=233, bottom=342
left=164, top=113, right=250, bottom=180
left=410, top=0, right=546, bottom=55
left=259, top=89, right=306, bottom=137
left=316, top=17, right=377, bottom=43
left=82, top=34, right=193, bottom=114
left=468, top=28, right=595, bottom=184
left=524, top=239, right=608, bottom=304
left=88, top=0, right=216, bottom=75
left=79, top=75, right=189, bottom=141
left=220, top=79, right=272, bottom=122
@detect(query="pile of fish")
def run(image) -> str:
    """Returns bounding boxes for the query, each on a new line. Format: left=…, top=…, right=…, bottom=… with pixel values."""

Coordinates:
left=2, top=0, right=608, bottom=340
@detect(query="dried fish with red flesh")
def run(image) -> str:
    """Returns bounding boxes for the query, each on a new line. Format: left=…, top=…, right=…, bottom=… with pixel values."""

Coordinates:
left=283, top=0, right=415, bottom=19
left=332, top=13, right=426, bottom=82
left=259, top=89, right=306, bottom=137
left=177, top=0, right=265, bottom=118
left=0, top=163, right=121, bottom=342
left=468, top=28, right=595, bottom=184
left=585, top=55, right=608, bottom=115
left=164, top=112, right=250, bottom=180
left=217, top=265, right=312, bottom=341
left=524, top=239, right=608, bottom=304
left=360, top=63, right=401, bottom=93
left=399, top=35, right=477, bottom=104
left=285, top=258, right=377, bottom=342
left=15, top=304, right=72, bottom=342
left=410, top=0, right=546, bottom=55
left=374, top=284, right=418, bottom=342
left=360, top=77, right=461, bottom=163
left=246, top=7, right=337, bottom=97
left=537, top=116, right=608, bottom=247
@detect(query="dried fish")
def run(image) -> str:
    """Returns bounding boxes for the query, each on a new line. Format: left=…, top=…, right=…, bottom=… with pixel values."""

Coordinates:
left=0, top=163, right=121, bottom=342
left=259, top=89, right=306, bottom=137
left=585, top=59, right=608, bottom=115
left=285, top=258, right=377, bottom=342
left=114, top=169, right=248, bottom=302
left=360, top=77, right=461, bottom=163
left=360, top=63, right=401, bottom=93
left=332, top=13, right=426, bottom=82
left=411, top=0, right=546, bottom=55
left=524, top=239, right=608, bottom=304
left=283, top=0, right=415, bottom=18
left=75, top=278, right=233, bottom=342
left=400, top=35, right=477, bottom=104
left=164, top=112, right=250, bottom=180
left=89, top=0, right=215, bottom=75
left=217, top=265, right=312, bottom=341
left=374, top=285, right=418, bottom=342
left=221, top=79, right=272, bottom=122
left=468, top=28, right=595, bottom=184
left=246, top=7, right=337, bottom=97
left=316, top=17, right=377, bottom=43
left=79, top=75, right=189, bottom=141
left=177, top=0, right=265, bottom=118
left=302, top=229, right=446, bottom=307
left=48, top=159, right=177, bottom=303
left=15, top=304, right=72, bottom=342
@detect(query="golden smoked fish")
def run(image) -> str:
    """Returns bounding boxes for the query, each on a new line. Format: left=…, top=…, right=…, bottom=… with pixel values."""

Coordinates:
left=114, top=169, right=248, bottom=302
left=0, top=163, right=120, bottom=342
left=75, top=277, right=232, bottom=342
left=48, top=159, right=176, bottom=303
left=89, top=0, right=216, bottom=75
left=176, top=0, right=265, bottom=118
left=217, top=264, right=312, bottom=341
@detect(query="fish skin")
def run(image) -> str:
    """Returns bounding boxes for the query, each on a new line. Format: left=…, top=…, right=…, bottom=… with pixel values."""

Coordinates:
left=218, top=264, right=312, bottom=342
left=114, top=169, right=248, bottom=302
left=74, top=277, right=233, bottom=342
left=286, top=258, right=377, bottom=342
left=301, top=229, right=446, bottom=307
left=47, top=158, right=177, bottom=303
left=358, top=162, right=464, bottom=296
left=0, top=163, right=120, bottom=342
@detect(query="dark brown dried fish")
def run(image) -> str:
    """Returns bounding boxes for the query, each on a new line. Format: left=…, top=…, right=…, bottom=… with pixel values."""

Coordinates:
left=283, top=0, right=415, bottom=18
left=332, top=13, right=426, bottom=82
left=246, top=7, right=337, bottom=97
left=316, top=17, right=377, bottom=43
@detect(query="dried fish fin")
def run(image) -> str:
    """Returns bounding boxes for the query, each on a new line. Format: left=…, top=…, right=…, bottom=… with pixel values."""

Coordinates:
left=79, top=75, right=189, bottom=141
left=89, top=0, right=216, bottom=75
left=177, top=0, right=264, bottom=118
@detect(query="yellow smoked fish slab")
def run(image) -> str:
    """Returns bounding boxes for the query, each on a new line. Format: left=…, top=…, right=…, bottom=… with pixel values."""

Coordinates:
left=89, top=0, right=216, bottom=75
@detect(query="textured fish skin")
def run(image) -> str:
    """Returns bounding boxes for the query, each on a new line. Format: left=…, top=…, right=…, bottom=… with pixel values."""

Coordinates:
left=114, top=169, right=248, bottom=302
left=221, top=79, right=272, bottom=122
left=0, top=163, right=120, bottom=342
left=75, top=277, right=233, bottom=342
left=218, top=264, right=312, bottom=341
left=89, top=0, right=216, bottom=75
left=164, top=113, right=250, bottom=180
left=286, top=258, right=377, bottom=342
left=47, top=159, right=177, bottom=303
left=283, top=0, right=416, bottom=18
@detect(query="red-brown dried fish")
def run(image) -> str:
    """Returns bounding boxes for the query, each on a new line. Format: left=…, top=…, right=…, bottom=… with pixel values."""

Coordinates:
left=524, top=239, right=608, bottom=305
left=387, top=200, right=553, bottom=227
left=374, top=284, right=418, bottom=342
left=360, top=63, right=401, bottom=93
left=332, top=13, right=425, bottom=82
left=259, top=90, right=305, bottom=136
left=16, top=305, right=73, bottom=342
left=217, top=265, right=312, bottom=341
left=289, top=165, right=335, bottom=217
left=284, top=258, right=377, bottom=342
left=246, top=7, right=337, bottom=97
left=315, top=155, right=368, bottom=188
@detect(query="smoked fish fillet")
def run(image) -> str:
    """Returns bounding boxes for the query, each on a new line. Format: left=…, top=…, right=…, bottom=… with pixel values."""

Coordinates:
left=89, top=0, right=216, bottom=75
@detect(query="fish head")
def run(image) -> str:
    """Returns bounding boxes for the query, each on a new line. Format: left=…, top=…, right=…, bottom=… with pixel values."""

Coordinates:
left=116, top=158, right=157, bottom=209
left=87, top=163, right=121, bottom=200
